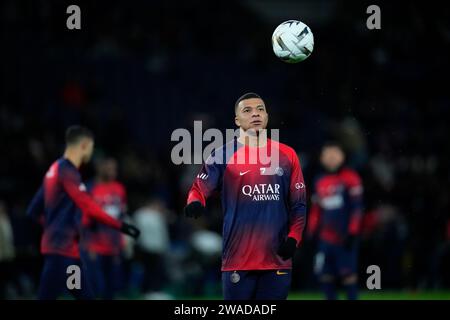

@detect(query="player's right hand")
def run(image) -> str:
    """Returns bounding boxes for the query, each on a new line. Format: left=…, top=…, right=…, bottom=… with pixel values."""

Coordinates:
left=184, top=201, right=206, bottom=219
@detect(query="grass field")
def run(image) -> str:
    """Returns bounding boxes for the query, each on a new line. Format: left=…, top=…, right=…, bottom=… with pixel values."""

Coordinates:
left=178, top=291, right=450, bottom=300
left=288, top=291, right=450, bottom=300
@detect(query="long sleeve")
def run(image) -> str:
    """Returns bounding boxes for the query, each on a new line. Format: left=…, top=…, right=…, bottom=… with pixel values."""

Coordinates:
left=187, top=152, right=222, bottom=206
left=343, top=170, right=364, bottom=236
left=287, top=153, right=307, bottom=246
left=59, top=167, right=122, bottom=230
left=26, top=186, right=45, bottom=225
left=306, top=194, right=321, bottom=237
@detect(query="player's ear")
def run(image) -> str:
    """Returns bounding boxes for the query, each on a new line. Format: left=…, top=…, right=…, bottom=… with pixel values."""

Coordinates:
left=80, top=138, right=91, bottom=150
left=235, top=116, right=240, bottom=127
left=78, top=139, right=86, bottom=150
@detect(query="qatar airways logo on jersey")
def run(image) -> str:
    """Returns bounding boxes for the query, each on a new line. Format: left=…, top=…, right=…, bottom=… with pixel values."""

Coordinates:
left=242, top=183, right=281, bottom=201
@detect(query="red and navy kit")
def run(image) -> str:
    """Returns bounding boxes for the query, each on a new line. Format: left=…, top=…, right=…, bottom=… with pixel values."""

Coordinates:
left=81, top=181, right=127, bottom=256
left=307, top=167, right=363, bottom=277
left=80, top=181, right=127, bottom=299
left=307, top=167, right=363, bottom=245
left=222, top=269, right=292, bottom=300
left=187, top=138, right=307, bottom=272
left=27, top=158, right=123, bottom=258
left=27, top=158, right=124, bottom=299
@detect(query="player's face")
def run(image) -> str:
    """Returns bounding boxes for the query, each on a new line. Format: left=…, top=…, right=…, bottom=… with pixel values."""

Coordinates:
left=320, top=146, right=345, bottom=172
left=98, top=159, right=118, bottom=181
left=235, top=98, right=269, bottom=133
left=81, top=139, right=94, bottom=163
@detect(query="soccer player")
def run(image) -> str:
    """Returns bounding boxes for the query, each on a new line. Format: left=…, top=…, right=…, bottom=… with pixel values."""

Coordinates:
left=184, top=93, right=307, bottom=300
left=306, top=142, right=364, bottom=300
left=80, top=157, right=127, bottom=299
left=26, top=126, right=140, bottom=300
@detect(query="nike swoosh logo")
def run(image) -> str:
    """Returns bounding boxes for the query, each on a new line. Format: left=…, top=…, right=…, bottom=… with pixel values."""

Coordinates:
left=276, top=270, right=288, bottom=275
left=239, top=170, right=251, bottom=176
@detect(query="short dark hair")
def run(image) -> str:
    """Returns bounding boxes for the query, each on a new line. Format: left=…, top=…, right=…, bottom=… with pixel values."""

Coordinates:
left=65, top=125, right=94, bottom=145
left=234, top=92, right=263, bottom=113
left=321, top=141, right=344, bottom=153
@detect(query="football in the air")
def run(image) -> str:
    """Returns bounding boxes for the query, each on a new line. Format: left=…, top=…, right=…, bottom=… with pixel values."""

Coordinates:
left=272, top=20, right=314, bottom=63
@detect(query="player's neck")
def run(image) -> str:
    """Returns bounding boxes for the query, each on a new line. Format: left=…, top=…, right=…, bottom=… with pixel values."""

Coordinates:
left=63, top=149, right=82, bottom=168
left=96, top=176, right=112, bottom=184
left=239, top=129, right=268, bottom=147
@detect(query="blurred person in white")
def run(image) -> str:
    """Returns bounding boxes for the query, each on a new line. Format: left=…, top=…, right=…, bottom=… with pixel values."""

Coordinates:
left=133, top=198, right=170, bottom=295
left=0, top=201, right=15, bottom=299
left=187, top=227, right=222, bottom=296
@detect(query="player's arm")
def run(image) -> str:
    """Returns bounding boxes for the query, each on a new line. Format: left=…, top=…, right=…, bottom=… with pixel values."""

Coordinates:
left=343, top=170, right=364, bottom=248
left=184, top=151, right=222, bottom=218
left=286, top=152, right=307, bottom=244
left=278, top=152, right=307, bottom=260
left=119, top=183, right=128, bottom=215
left=80, top=182, right=94, bottom=228
left=118, top=183, right=129, bottom=250
left=306, top=193, right=321, bottom=238
left=26, top=186, right=45, bottom=225
left=59, top=167, right=139, bottom=238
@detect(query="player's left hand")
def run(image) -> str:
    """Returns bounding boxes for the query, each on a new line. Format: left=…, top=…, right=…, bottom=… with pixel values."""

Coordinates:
left=120, top=222, right=141, bottom=239
left=277, top=237, right=297, bottom=260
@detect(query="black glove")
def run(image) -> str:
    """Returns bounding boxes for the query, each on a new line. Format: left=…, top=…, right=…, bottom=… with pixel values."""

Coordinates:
left=277, top=237, right=297, bottom=260
left=344, top=234, right=356, bottom=250
left=120, top=222, right=140, bottom=239
left=184, top=201, right=206, bottom=219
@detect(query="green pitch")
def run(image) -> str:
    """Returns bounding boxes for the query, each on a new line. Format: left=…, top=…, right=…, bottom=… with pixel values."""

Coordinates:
left=288, top=291, right=450, bottom=300
left=179, top=291, right=450, bottom=300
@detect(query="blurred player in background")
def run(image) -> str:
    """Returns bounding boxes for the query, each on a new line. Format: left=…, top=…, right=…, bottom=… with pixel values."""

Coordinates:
left=26, top=126, right=140, bottom=300
left=184, top=93, right=307, bottom=300
left=307, top=142, right=364, bottom=300
left=0, top=201, right=15, bottom=299
left=80, top=157, right=127, bottom=299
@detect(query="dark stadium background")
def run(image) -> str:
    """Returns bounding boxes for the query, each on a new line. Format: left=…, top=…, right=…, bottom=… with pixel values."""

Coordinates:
left=0, top=0, right=449, bottom=299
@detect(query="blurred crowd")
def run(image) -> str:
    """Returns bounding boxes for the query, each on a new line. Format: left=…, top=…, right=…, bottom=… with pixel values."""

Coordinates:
left=0, top=0, right=449, bottom=298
